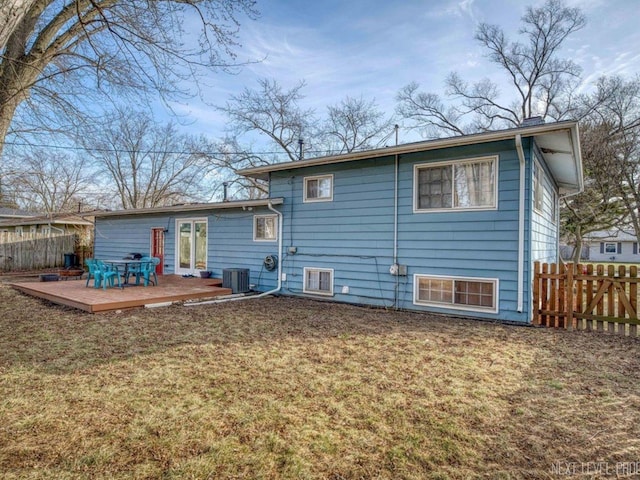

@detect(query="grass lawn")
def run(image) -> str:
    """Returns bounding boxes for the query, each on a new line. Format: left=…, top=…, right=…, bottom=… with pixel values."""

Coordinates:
left=0, top=280, right=639, bottom=479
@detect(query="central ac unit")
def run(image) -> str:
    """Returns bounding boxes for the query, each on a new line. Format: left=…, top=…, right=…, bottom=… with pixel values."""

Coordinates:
left=222, top=268, right=250, bottom=293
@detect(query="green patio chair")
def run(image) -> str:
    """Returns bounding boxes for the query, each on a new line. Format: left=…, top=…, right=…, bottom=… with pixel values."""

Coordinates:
left=95, top=260, right=122, bottom=290
left=134, top=257, right=160, bottom=286
left=85, top=258, right=102, bottom=288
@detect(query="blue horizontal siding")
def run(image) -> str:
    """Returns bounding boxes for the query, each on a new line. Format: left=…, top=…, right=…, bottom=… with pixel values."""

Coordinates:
left=270, top=140, right=533, bottom=322
left=94, top=207, right=279, bottom=291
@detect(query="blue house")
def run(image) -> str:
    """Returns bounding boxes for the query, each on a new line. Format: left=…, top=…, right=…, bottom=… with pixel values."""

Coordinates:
left=93, top=120, right=582, bottom=322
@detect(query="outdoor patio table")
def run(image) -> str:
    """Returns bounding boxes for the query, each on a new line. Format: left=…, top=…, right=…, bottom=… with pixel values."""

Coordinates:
left=103, top=259, right=152, bottom=286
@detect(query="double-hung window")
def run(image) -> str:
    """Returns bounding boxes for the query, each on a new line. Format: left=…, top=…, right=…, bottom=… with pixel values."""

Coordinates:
left=303, top=267, right=334, bottom=296
left=414, top=275, right=498, bottom=313
left=253, top=214, right=278, bottom=242
left=304, top=174, right=333, bottom=202
left=414, top=156, right=497, bottom=212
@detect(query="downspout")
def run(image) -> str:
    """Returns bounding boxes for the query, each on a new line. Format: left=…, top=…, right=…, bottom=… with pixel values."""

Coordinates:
left=515, top=134, right=526, bottom=313
left=393, top=152, right=399, bottom=308
left=185, top=201, right=283, bottom=306
left=394, top=153, right=399, bottom=263
left=49, top=225, right=65, bottom=235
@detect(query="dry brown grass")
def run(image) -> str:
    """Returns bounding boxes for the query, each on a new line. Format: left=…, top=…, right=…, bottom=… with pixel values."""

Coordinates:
left=0, top=279, right=639, bottom=479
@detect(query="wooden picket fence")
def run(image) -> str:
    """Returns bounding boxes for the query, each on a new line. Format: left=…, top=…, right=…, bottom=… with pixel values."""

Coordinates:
left=0, top=233, right=77, bottom=272
left=533, top=262, right=639, bottom=337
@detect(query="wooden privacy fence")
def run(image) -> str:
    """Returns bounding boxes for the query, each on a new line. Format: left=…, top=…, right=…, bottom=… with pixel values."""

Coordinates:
left=0, top=233, right=77, bottom=272
left=533, top=262, right=639, bottom=337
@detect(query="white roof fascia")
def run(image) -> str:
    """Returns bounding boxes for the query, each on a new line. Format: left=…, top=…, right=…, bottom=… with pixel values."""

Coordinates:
left=239, top=121, right=583, bottom=192
left=91, top=198, right=284, bottom=218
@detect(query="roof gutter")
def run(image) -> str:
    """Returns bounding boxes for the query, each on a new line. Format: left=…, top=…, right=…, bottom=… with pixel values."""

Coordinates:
left=239, top=121, right=579, bottom=179
left=515, top=134, right=526, bottom=314
left=90, top=198, right=284, bottom=218
left=185, top=201, right=283, bottom=306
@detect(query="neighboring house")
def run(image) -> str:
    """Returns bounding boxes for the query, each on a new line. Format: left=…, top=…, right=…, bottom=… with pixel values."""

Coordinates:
left=0, top=213, right=93, bottom=239
left=92, top=120, right=582, bottom=323
left=0, top=207, right=36, bottom=223
left=583, top=230, right=639, bottom=263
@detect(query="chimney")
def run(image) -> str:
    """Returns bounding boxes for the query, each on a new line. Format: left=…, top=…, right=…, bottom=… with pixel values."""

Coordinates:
left=521, top=116, right=545, bottom=127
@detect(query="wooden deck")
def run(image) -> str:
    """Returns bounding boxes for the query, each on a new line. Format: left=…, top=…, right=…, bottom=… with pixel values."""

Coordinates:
left=11, top=275, right=233, bottom=313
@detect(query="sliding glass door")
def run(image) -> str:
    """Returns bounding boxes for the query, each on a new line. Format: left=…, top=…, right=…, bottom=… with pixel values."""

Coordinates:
left=175, top=219, right=207, bottom=274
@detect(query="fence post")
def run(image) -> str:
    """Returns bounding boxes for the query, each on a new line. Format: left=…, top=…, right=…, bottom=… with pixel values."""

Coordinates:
left=542, top=263, right=550, bottom=327
left=607, top=265, right=616, bottom=333
left=631, top=266, right=638, bottom=337
left=533, top=261, right=540, bottom=325
left=617, top=265, right=627, bottom=335
left=558, top=263, right=566, bottom=328
left=550, top=263, right=558, bottom=327
left=566, top=263, right=574, bottom=331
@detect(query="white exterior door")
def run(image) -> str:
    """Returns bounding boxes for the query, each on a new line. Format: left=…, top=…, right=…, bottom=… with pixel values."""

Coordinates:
left=175, top=219, right=208, bottom=275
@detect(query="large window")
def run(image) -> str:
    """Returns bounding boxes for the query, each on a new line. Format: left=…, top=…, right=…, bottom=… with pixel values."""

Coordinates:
left=304, top=174, right=333, bottom=202
left=414, top=275, right=498, bottom=313
left=303, top=267, right=334, bottom=296
left=414, top=157, right=497, bottom=212
left=254, top=214, right=278, bottom=242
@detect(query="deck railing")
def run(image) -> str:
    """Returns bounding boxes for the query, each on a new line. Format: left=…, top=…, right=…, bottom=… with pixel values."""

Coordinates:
left=533, top=262, right=639, bottom=337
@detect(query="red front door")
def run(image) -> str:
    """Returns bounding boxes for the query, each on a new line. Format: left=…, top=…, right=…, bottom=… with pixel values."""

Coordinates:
left=151, top=228, right=165, bottom=275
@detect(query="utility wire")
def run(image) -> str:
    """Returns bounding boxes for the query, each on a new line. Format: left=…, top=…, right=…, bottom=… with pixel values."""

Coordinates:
left=0, top=140, right=340, bottom=157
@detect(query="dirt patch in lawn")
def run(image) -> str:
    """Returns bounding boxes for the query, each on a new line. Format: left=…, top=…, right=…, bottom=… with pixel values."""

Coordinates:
left=0, top=281, right=639, bottom=479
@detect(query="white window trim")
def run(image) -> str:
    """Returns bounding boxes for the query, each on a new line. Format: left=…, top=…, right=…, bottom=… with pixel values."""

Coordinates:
left=604, top=242, right=617, bottom=254
left=253, top=214, right=278, bottom=242
left=551, top=190, right=558, bottom=224
left=413, top=274, right=499, bottom=314
left=413, top=156, right=499, bottom=213
left=303, top=174, right=334, bottom=203
left=533, top=160, right=544, bottom=214
left=303, top=267, right=334, bottom=296
left=174, top=217, right=208, bottom=275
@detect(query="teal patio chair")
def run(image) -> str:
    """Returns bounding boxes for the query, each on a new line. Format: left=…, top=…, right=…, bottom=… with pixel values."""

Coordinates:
left=85, top=258, right=102, bottom=288
left=95, top=260, right=122, bottom=290
left=134, top=257, right=160, bottom=286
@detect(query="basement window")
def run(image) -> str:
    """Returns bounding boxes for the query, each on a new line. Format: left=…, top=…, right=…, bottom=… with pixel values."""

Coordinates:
left=413, top=274, right=498, bottom=313
left=303, top=267, right=334, bottom=296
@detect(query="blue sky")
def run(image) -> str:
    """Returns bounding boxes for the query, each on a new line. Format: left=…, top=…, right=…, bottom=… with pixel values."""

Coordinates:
left=171, top=0, right=640, bottom=142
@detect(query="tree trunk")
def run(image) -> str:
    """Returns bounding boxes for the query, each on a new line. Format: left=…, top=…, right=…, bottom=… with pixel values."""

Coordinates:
left=0, top=0, right=35, bottom=53
left=571, top=225, right=583, bottom=265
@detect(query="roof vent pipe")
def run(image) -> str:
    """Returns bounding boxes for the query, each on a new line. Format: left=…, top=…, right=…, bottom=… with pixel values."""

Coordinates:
left=222, top=182, right=229, bottom=202
left=298, top=138, right=304, bottom=161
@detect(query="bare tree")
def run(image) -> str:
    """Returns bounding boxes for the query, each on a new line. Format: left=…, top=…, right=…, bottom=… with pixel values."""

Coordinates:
left=218, top=78, right=318, bottom=162
left=6, top=149, right=92, bottom=214
left=0, top=0, right=258, bottom=160
left=561, top=75, right=640, bottom=262
left=560, top=121, right=627, bottom=263
left=397, top=0, right=586, bottom=137
left=216, top=79, right=400, bottom=198
left=323, top=96, right=395, bottom=154
left=84, top=109, right=216, bottom=209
